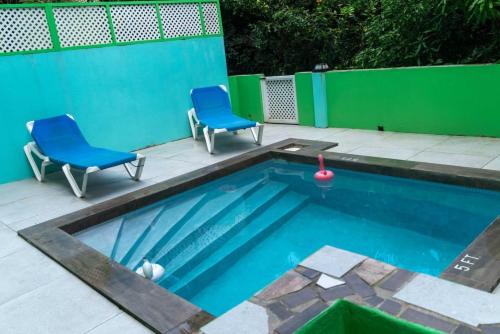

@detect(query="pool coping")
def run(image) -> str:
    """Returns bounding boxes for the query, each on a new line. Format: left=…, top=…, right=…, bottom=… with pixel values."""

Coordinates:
left=18, top=138, right=500, bottom=333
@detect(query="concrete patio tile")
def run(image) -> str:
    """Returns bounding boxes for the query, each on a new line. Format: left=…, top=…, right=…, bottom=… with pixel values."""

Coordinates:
left=85, top=313, right=152, bottom=334
left=325, top=142, right=361, bottom=153
left=0, top=223, right=27, bottom=259
left=484, top=156, right=500, bottom=171
left=0, top=276, right=120, bottom=334
left=425, top=136, right=500, bottom=157
left=321, top=128, right=390, bottom=146
left=349, top=146, right=421, bottom=160
left=300, top=245, right=366, bottom=278
left=373, top=132, right=448, bottom=150
left=408, top=151, right=492, bottom=168
left=0, top=246, right=69, bottom=306
left=201, top=301, right=268, bottom=334
left=394, top=274, right=500, bottom=327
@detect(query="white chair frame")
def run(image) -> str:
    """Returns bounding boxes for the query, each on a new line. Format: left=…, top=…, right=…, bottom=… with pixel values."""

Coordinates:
left=187, top=85, right=264, bottom=154
left=24, top=116, right=146, bottom=198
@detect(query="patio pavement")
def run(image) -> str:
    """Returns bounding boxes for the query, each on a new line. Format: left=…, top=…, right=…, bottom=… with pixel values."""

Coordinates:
left=0, top=124, right=499, bottom=333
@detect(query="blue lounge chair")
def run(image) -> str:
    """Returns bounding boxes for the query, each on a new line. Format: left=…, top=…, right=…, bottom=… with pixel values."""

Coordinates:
left=24, top=114, right=146, bottom=198
left=188, top=85, right=264, bottom=153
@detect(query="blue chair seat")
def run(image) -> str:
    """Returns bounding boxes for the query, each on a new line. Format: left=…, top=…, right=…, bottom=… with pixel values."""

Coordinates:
left=200, top=113, right=257, bottom=132
left=47, top=146, right=137, bottom=170
left=30, top=115, right=138, bottom=170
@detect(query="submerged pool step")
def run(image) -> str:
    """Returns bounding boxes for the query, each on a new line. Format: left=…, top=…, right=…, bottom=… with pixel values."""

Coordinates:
left=167, top=191, right=309, bottom=297
left=110, top=205, right=166, bottom=261
left=156, top=181, right=290, bottom=284
left=119, top=193, right=208, bottom=268
left=141, top=178, right=266, bottom=268
left=75, top=216, right=124, bottom=257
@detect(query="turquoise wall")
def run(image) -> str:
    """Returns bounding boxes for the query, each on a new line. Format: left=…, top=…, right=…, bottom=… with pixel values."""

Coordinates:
left=0, top=37, right=228, bottom=184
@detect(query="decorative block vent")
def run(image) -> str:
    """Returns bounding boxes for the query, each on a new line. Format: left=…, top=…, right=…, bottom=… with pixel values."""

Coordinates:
left=54, top=6, right=112, bottom=48
left=110, top=4, right=160, bottom=43
left=202, top=3, right=220, bottom=35
left=262, top=76, right=299, bottom=124
left=159, top=3, right=202, bottom=38
left=0, top=7, right=52, bottom=53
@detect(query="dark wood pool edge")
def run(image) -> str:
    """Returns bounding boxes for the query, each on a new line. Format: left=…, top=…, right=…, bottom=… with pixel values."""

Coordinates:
left=18, top=139, right=500, bottom=333
left=441, top=216, right=500, bottom=292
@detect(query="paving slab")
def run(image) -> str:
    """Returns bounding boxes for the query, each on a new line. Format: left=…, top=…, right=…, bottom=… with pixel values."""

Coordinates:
left=409, top=151, right=492, bottom=169
left=300, top=246, right=366, bottom=278
left=0, top=246, right=69, bottom=306
left=401, top=308, right=457, bottom=333
left=316, top=274, right=345, bottom=289
left=426, top=137, right=500, bottom=157
left=0, top=276, right=120, bottom=334
left=257, top=270, right=311, bottom=301
left=349, top=146, right=421, bottom=160
left=274, top=301, right=327, bottom=334
left=0, top=223, right=26, bottom=259
left=201, top=301, right=268, bottom=334
left=484, top=156, right=500, bottom=171
left=85, top=313, right=152, bottom=334
left=355, top=258, right=395, bottom=286
left=395, top=274, right=500, bottom=327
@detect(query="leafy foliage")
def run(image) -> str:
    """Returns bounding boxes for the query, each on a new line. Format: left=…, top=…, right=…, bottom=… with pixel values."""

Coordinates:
left=221, top=0, right=500, bottom=75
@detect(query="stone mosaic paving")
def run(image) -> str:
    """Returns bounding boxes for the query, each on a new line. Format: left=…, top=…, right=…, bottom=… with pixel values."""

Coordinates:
left=202, top=246, right=500, bottom=334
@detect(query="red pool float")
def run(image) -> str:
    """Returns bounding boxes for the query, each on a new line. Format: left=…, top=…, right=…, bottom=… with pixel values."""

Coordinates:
left=314, top=154, right=334, bottom=181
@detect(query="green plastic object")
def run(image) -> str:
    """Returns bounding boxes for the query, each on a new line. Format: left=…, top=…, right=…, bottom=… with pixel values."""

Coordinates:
left=295, top=300, right=445, bottom=334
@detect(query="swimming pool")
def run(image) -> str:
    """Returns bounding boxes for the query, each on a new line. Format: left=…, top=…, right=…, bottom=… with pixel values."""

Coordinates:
left=75, top=158, right=500, bottom=316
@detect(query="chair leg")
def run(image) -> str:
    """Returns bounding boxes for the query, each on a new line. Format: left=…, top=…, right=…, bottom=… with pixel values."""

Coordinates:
left=24, top=142, right=51, bottom=182
left=251, top=124, right=264, bottom=145
left=187, top=108, right=199, bottom=140
left=124, top=154, right=146, bottom=181
left=203, top=126, right=215, bottom=154
left=62, top=164, right=89, bottom=198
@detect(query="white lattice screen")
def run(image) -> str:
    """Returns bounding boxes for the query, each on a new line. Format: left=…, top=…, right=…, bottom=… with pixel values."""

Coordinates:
left=0, top=8, right=52, bottom=53
left=262, top=76, right=299, bottom=124
left=54, top=6, right=112, bottom=48
left=202, top=3, right=220, bottom=35
left=160, top=3, right=202, bottom=38
left=110, top=5, right=160, bottom=43
left=0, top=1, right=222, bottom=55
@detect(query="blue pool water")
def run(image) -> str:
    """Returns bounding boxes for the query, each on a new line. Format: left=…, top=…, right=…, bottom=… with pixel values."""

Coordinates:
left=76, top=159, right=500, bottom=316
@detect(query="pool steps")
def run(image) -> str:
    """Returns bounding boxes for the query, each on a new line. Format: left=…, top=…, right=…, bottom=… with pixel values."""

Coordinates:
left=145, top=179, right=266, bottom=267
left=75, top=216, right=124, bottom=257
left=167, top=191, right=309, bottom=297
left=157, top=181, right=290, bottom=282
left=120, top=193, right=208, bottom=268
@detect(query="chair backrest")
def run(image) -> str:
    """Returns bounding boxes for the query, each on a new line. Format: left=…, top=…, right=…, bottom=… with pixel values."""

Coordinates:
left=29, top=114, right=89, bottom=155
left=191, top=85, right=232, bottom=119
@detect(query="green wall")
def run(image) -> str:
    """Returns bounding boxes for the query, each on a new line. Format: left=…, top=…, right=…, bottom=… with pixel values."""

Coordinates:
left=326, top=64, right=500, bottom=137
left=295, top=72, right=315, bottom=126
left=0, top=37, right=228, bottom=184
left=228, top=74, right=264, bottom=123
